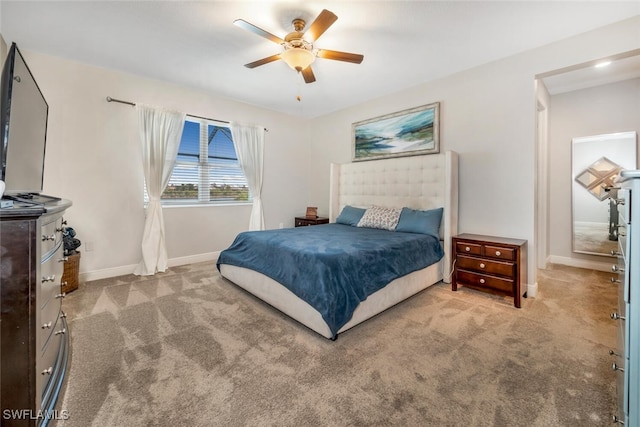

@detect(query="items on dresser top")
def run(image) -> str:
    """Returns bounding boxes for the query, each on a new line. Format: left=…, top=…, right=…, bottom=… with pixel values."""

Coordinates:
left=451, top=233, right=528, bottom=308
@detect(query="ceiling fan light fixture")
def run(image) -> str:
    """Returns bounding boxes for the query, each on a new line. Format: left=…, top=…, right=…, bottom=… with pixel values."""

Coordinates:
left=281, top=47, right=315, bottom=72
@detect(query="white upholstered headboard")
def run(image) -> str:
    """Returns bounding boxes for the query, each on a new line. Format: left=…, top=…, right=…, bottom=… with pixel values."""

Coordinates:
left=329, top=151, right=459, bottom=282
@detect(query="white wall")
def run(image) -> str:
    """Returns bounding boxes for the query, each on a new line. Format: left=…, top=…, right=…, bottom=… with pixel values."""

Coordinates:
left=308, top=16, right=640, bottom=288
left=548, top=78, right=640, bottom=267
left=535, top=81, right=551, bottom=272
left=19, top=51, right=312, bottom=280
left=4, top=16, right=638, bottom=284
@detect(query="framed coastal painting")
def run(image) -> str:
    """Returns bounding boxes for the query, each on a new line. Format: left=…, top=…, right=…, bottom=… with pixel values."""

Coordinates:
left=352, top=102, right=440, bottom=162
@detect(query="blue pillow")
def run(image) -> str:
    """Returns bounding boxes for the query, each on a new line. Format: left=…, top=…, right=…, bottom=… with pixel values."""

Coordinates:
left=395, top=207, right=443, bottom=238
left=336, top=205, right=366, bottom=226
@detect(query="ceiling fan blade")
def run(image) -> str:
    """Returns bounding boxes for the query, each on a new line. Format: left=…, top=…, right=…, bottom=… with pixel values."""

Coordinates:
left=244, top=54, right=282, bottom=69
left=304, top=9, right=338, bottom=42
left=233, top=19, right=285, bottom=44
left=301, top=66, right=316, bottom=84
left=317, top=49, right=364, bottom=64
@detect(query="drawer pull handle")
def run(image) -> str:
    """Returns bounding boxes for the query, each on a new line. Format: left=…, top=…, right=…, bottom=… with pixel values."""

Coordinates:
left=612, top=415, right=625, bottom=424
left=479, top=279, right=485, bottom=284
left=616, top=199, right=625, bottom=206
left=42, top=321, right=52, bottom=329
left=55, top=328, right=66, bottom=336
left=612, top=363, right=624, bottom=372
left=609, top=349, right=621, bottom=357
left=56, top=292, right=66, bottom=299
left=611, top=277, right=621, bottom=284
left=612, top=265, right=625, bottom=273
left=611, top=250, right=621, bottom=257
left=42, top=275, right=56, bottom=283
left=58, top=256, right=69, bottom=263
left=41, top=367, right=53, bottom=376
left=495, top=251, right=501, bottom=256
left=42, top=234, right=56, bottom=241
left=479, top=263, right=486, bottom=269
left=611, top=312, right=626, bottom=321
left=465, top=246, right=471, bottom=252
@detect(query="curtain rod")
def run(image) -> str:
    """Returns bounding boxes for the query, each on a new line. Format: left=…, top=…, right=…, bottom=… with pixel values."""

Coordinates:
left=106, top=96, right=268, bottom=131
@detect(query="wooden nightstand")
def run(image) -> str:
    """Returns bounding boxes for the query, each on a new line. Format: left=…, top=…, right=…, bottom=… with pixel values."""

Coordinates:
left=451, top=233, right=528, bottom=308
left=295, top=216, right=329, bottom=227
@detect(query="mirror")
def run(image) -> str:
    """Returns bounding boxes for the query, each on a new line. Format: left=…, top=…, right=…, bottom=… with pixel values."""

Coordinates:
left=572, top=131, right=637, bottom=256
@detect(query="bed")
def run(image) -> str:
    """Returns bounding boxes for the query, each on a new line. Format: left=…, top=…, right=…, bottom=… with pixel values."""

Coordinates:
left=217, top=151, right=459, bottom=339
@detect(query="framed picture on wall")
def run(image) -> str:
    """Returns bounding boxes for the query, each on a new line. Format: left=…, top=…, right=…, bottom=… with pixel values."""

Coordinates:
left=352, top=102, right=440, bottom=162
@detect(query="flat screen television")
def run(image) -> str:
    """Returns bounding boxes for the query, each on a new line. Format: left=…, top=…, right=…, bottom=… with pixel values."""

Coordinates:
left=0, top=42, right=49, bottom=197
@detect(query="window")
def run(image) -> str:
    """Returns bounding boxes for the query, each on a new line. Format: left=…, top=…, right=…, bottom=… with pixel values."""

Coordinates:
left=154, top=118, right=250, bottom=205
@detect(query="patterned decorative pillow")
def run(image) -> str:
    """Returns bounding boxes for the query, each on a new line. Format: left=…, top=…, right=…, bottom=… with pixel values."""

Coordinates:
left=357, top=206, right=402, bottom=231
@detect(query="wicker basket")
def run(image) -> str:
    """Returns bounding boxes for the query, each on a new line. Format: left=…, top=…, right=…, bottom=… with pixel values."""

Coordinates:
left=61, top=251, right=81, bottom=293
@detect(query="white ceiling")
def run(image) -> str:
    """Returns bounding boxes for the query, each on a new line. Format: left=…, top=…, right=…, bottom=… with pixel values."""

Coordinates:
left=1, top=1, right=638, bottom=118
left=541, top=52, right=640, bottom=95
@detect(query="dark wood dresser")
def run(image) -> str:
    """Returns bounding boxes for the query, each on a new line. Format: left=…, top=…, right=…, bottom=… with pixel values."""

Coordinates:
left=294, top=216, right=329, bottom=227
left=451, top=233, right=527, bottom=308
left=0, top=197, right=71, bottom=426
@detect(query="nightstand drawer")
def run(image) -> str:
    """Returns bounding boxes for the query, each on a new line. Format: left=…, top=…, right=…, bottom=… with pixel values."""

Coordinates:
left=295, top=217, right=329, bottom=227
left=456, top=242, right=482, bottom=256
left=457, top=255, right=515, bottom=278
left=484, top=245, right=515, bottom=261
left=456, top=270, right=514, bottom=294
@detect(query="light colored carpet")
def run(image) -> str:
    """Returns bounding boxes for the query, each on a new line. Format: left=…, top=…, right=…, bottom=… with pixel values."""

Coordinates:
left=56, top=263, right=617, bottom=426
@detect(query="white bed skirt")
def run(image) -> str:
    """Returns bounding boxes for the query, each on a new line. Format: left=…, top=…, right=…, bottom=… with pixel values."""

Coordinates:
left=219, top=260, right=443, bottom=339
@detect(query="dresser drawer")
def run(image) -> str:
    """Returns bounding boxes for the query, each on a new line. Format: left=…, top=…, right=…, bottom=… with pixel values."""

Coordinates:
left=456, top=242, right=482, bottom=256
left=295, top=217, right=329, bottom=227
left=618, top=189, right=630, bottom=224
left=613, top=351, right=627, bottom=417
left=456, top=269, right=514, bottom=294
left=484, top=245, right=515, bottom=261
left=457, top=255, right=515, bottom=278
left=40, top=215, right=64, bottom=261
left=39, top=247, right=64, bottom=310
left=38, top=308, right=61, bottom=353
left=38, top=331, right=62, bottom=398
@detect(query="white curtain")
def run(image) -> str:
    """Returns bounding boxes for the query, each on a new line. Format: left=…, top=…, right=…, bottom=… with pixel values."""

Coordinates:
left=134, top=105, right=186, bottom=276
left=230, top=123, right=265, bottom=231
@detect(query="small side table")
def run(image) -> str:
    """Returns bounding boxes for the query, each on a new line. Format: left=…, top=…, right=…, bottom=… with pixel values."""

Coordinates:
left=452, top=234, right=527, bottom=308
left=295, top=216, right=329, bottom=227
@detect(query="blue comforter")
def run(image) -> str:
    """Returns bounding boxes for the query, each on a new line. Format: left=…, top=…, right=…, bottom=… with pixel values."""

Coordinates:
left=217, top=223, right=443, bottom=337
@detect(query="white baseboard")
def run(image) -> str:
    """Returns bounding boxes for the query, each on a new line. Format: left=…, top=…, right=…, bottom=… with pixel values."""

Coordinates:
left=167, top=251, right=220, bottom=267
left=547, top=255, right=614, bottom=272
left=79, top=264, right=137, bottom=282
left=527, top=282, right=538, bottom=298
left=78, top=251, right=221, bottom=283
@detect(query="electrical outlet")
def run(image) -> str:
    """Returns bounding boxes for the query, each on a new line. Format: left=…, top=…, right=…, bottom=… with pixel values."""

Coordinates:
left=279, top=222, right=284, bottom=229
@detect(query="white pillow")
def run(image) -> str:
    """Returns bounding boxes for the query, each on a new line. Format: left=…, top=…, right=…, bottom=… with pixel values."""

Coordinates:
left=357, top=206, right=402, bottom=231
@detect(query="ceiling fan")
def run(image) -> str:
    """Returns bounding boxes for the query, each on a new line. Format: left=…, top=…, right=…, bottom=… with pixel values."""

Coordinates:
left=233, top=9, right=364, bottom=84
